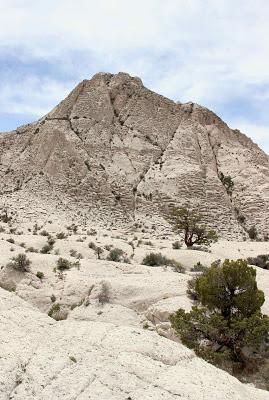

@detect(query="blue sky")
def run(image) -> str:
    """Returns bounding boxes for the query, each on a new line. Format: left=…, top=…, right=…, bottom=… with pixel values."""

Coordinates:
left=0, top=0, right=269, bottom=154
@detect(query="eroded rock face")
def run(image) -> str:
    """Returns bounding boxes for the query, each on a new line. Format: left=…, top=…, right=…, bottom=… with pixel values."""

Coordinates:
left=1, top=288, right=269, bottom=400
left=0, top=72, right=269, bottom=238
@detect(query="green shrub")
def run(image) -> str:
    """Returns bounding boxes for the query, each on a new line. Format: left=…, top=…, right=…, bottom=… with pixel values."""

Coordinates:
left=247, top=255, right=269, bottom=270
left=48, top=303, right=68, bottom=320
left=248, top=226, right=258, bottom=240
left=56, top=232, right=67, bottom=239
left=107, top=248, right=124, bottom=262
left=56, top=257, right=71, bottom=271
left=7, top=253, right=31, bottom=272
left=36, top=271, right=44, bottom=279
left=88, top=241, right=97, bottom=250
left=191, top=261, right=208, bottom=272
left=142, top=252, right=184, bottom=272
left=40, top=244, right=52, bottom=254
left=40, top=230, right=49, bottom=236
left=26, top=247, right=38, bottom=253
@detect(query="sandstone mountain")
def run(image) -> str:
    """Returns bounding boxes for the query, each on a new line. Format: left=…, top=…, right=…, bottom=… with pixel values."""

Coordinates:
left=0, top=72, right=268, bottom=238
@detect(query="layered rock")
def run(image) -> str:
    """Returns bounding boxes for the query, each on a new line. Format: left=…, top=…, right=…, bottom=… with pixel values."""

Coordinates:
left=0, top=72, right=268, bottom=238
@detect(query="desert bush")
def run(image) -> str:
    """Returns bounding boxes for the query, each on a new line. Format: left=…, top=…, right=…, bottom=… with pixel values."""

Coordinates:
left=56, top=232, right=67, bottom=239
left=191, top=261, right=208, bottom=272
left=56, top=257, right=71, bottom=271
left=219, top=172, right=234, bottom=195
left=172, top=240, right=182, bottom=249
left=0, top=226, right=5, bottom=233
left=36, top=271, right=44, bottom=280
left=247, top=254, right=269, bottom=270
left=104, top=244, right=113, bottom=251
left=88, top=241, right=97, bottom=250
left=7, top=253, right=31, bottom=272
left=106, top=248, right=123, bottom=262
left=26, top=247, right=38, bottom=253
left=50, top=294, right=56, bottom=303
left=248, top=226, right=258, bottom=240
left=171, top=259, right=269, bottom=372
left=142, top=252, right=184, bottom=272
left=48, top=303, right=68, bottom=321
left=97, top=282, right=111, bottom=305
left=6, top=238, right=15, bottom=244
left=40, top=230, right=49, bottom=236
left=40, top=244, right=52, bottom=254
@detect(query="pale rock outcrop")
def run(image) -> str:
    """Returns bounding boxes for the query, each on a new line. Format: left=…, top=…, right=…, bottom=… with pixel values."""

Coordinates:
left=1, top=288, right=269, bottom=400
left=0, top=72, right=268, bottom=239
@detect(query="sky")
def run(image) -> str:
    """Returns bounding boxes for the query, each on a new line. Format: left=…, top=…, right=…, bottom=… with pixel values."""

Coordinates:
left=0, top=0, right=268, bottom=154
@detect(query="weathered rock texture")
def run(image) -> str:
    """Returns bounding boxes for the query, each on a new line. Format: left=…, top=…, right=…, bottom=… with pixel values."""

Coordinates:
left=0, top=72, right=269, bottom=238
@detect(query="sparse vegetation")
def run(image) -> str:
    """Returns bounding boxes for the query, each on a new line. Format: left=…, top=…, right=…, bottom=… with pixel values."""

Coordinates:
left=56, top=257, right=71, bottom=271
left=7, top=253, right=31, bottom=272
left=26, top=247, right=38, bottom=253
left=97, top=281, right=111, bottom=305
left=36, top=271, right=44, bottom=280
left=106, top=248, right=124, bottom=262
left=142, top=252, right=185, bottom=272
left=248, top=226, right=258, bottom=240
left=56, top=232, right=67, bottom=239
left=219, top=172, right=234, bottom=195
left=6, top=238, right=15, bottom=244
left=169, top=207, right=218, bottom=248
left=247, top=254, right=269, bottom=270
left=171, top=259, right=269, bottom=373
left=48, top=303, right=68, bottom=321
left=190, top=261, right=208, bottom=272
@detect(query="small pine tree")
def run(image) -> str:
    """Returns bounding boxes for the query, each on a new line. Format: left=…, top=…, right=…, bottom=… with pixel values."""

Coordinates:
left=171, top=259, right=269, bottom=371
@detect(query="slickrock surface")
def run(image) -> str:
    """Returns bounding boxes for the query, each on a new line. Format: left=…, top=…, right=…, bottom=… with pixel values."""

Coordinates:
left=0, top=223, right=269, bottom=398
left=0, top=72, right=269, bottom=238
left=1, top=287, right=269, bottom=400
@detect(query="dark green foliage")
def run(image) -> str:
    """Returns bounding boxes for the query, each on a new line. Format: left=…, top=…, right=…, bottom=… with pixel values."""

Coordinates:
left=142, top=252, right=185, bottom=273
left=248, top=226, right=258, bottom=240
left=36, top=271, right=44, bottom=280
left=219, top=172, right=234, bottom=195
left=247, top=255, right=269, bottom=270
left=26, top=247, right=38, bottom=253
left=171, top=259, right=269, bottom=371
left=142, top=252, right=170, bottom=266
left=88, top=241, right=97, bottom=250
left=56, top=232, right=67, bottom=239
left=191, top=261, right=207, bottom=272
left=48, top=303, right=67, bottom=320
left=40, top=244, right=52, bottom=254
left=56, top=257, right=71, bottom=271
left=169, top=207, right=218, bottom=248
left=107, top=248, right=124, bottom=262
left=40, top=230, right=49, bottom=236
left=8, top=253, right=31, bottom=272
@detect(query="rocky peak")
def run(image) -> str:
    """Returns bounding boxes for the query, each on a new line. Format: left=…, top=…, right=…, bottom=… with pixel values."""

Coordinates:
left=0, top=72, right=268, bottom=239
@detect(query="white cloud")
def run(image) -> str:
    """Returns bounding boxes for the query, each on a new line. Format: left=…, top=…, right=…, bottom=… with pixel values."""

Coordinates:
left=0, top=0, right=269, bottom=153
